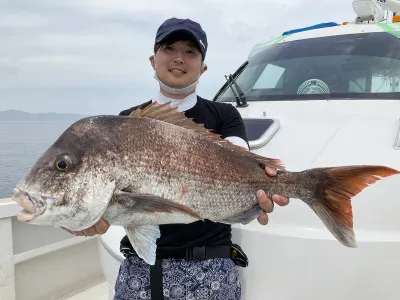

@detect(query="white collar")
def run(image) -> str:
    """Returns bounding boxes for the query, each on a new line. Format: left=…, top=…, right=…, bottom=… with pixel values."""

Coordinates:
left=152, top=91, right=197, bottom=112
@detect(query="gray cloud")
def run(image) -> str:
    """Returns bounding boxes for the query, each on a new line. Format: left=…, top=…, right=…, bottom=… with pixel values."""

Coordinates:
left=0, top=0, right=355, bottom=114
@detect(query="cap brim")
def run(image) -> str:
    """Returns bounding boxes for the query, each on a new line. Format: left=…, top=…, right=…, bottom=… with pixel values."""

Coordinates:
left=156, top=28, right=203, bottom=52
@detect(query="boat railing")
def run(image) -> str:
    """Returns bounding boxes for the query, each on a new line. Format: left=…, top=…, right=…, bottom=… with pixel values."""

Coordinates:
left=0, top=197, right=103, bottom=300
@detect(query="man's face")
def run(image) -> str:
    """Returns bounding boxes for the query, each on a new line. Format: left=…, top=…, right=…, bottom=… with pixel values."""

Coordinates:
left=150, top=39, right=207, bottom=89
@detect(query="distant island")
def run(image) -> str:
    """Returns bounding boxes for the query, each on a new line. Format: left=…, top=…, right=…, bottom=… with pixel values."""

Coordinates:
left=0, top=110, right=88, bottom=122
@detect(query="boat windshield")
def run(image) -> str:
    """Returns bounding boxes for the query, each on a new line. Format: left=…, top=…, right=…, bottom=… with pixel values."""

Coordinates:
left=214, top=32, right=400, bottom=102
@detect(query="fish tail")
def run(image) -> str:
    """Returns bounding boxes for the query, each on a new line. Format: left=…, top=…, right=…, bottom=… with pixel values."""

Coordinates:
left=293, top=166, right=399, bottom=247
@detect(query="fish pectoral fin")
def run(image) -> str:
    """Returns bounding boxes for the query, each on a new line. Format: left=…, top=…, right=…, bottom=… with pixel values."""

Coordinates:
left=117, top=191, right=201, bottom=219
left=124, top=225, right=161, bottom=265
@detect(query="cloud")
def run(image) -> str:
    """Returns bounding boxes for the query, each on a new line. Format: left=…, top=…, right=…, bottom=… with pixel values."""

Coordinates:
left=0, top=11, right=47, bottom=27
left=0, top=0, right=356, bottom=114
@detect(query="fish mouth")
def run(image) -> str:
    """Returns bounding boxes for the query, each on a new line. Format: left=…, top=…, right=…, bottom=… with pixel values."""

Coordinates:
left=17, top=209, right=39, bottom=222
left=12, top=188, right=48, bottom=222
left=12, top=188, right=35, bottom=212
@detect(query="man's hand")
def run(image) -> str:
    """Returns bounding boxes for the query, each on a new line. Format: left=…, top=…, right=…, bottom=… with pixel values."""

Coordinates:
left=62, top=218, right=110, bottom=237
left=257, top=166, right=289, bottom=225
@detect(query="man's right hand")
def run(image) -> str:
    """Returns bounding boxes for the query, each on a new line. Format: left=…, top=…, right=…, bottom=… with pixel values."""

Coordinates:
left=62, top=218, right=110, bottom=237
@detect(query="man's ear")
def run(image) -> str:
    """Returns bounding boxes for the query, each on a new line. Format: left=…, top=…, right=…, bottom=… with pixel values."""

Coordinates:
left=149, top=55, right=155, bottom=70
left=200, top=62, right=208, bottom=75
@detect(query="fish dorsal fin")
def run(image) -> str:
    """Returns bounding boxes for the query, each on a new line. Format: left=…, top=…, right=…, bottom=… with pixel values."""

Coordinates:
left=130, top=101, right=285, bottom=170
left=131, top=101, right=222, bottom=139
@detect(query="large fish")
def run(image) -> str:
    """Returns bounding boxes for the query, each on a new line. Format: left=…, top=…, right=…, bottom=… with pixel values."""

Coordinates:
left=11, top=102, right=399, bottom=265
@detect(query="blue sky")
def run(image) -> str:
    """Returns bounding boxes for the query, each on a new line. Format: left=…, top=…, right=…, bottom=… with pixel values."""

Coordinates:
left=0, top=0, right=355, bottom=115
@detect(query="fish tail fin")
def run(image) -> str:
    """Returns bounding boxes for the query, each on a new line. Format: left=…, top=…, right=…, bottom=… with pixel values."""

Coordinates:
left=297, top=166, right=399, bottom=247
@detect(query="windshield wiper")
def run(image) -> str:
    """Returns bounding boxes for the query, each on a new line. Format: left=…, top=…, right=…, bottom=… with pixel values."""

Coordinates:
left=224, top=74, right=248, bottom=108
left=213, top=60, right=249, bottom=104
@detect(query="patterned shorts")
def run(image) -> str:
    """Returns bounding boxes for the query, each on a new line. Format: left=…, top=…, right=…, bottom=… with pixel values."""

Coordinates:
left=114, top=256, right=242, bottom=300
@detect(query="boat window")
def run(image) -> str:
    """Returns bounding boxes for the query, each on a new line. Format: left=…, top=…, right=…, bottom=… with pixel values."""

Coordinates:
left=215, top=32, right=400, bottom=102
left=243, top=118, right=275, bottom=141
left=253, top=64, right=285, bottom=89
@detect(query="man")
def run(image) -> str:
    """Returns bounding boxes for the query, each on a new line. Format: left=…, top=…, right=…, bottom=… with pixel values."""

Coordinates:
left=70, top=18, right=289, bottom=299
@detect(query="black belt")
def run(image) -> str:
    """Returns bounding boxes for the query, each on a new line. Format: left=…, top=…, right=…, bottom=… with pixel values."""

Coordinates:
left=150, top=260, right=163, bottom=300
left=121, top=244, right=248, bottom=300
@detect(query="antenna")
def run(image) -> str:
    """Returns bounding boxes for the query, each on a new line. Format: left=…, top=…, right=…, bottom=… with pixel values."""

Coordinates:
left=352, top=0, right=386, bottom=23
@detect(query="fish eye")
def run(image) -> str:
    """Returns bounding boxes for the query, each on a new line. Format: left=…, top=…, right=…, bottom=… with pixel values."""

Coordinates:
left=55, top=156, right=71, bottom=172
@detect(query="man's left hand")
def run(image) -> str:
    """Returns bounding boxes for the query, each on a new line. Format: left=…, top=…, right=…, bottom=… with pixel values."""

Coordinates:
left=257, top=166, right=289, bottom=225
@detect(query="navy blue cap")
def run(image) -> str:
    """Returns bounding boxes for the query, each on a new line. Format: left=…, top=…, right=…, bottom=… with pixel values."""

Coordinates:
left=155, top=18, right=208, bottom=60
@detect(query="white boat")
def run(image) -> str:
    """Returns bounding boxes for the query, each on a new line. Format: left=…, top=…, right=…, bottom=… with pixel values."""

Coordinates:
left=1, top=1, right=400, bottom=299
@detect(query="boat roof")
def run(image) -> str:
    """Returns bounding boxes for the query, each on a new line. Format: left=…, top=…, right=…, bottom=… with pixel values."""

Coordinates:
left=249, top=22, right=400, bottom=58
